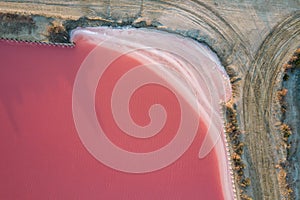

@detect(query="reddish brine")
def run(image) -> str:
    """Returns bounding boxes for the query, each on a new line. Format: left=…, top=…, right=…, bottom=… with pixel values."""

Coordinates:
left=0, top=27, right=235, bottom=199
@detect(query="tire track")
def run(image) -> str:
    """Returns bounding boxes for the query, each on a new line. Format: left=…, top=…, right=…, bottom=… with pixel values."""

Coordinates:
left=153, top=0, right=251, bottom=74
left=242, top=11, right=300, bottom=200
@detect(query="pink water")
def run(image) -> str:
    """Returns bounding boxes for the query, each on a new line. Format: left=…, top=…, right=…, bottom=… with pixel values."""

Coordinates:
left=0, top=28, right=234, bottom=199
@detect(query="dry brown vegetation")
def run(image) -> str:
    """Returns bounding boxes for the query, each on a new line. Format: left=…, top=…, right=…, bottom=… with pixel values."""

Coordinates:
left=47, top=20, right=69, bottom=43
left=225, top=101, right=252, bottom=200
left=0, top=1, right=299, bottom=199
left=275, top=47, right=300, bottom=200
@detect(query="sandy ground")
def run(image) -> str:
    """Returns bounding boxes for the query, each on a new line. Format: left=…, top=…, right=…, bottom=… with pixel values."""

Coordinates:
left=0, top=1, right=299, bottom=199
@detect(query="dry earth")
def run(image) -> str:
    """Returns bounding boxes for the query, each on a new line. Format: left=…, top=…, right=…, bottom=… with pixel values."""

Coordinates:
left=0, top=1, right=299, bottom=199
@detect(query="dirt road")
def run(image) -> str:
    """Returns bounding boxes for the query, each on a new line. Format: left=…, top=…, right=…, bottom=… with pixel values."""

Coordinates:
left=0, top=1, right=299, bottom=199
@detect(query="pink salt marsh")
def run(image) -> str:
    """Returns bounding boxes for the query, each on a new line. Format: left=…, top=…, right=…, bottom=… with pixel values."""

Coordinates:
left=0, top=27, right=234, bottom=199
